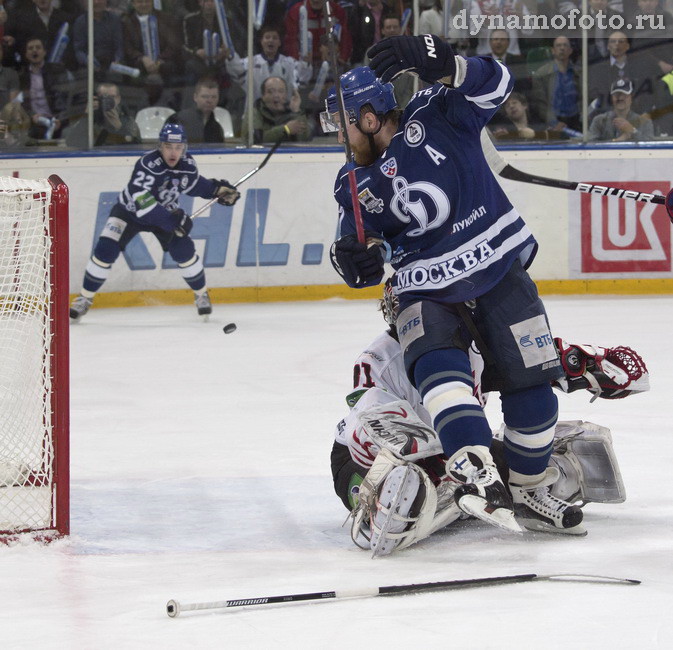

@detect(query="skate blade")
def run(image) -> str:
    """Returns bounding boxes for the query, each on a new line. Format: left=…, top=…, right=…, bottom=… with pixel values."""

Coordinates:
left=519, top=517, right=588, bottom=536
left=458, top=495, right=522, bottom=534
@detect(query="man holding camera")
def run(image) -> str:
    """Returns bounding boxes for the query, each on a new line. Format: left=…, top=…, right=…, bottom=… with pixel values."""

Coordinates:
left=65, top=82, right=141, bottom=147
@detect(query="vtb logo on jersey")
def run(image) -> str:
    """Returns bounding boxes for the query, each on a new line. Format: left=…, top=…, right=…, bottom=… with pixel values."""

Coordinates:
left=358, top=187, right=384, bottom=213
left=390, top=176, right=451, bottom=237
left=380, top=157, right=397, bottom=177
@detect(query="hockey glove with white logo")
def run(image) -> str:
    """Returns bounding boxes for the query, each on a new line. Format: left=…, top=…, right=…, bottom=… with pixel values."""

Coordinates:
left=212, top=179, right=241, bottom=206
left=367, top=35, right=456, bottom=84
left=331, top=233, right=385, bottom=289
left=170, top=208, right=193, bottom=237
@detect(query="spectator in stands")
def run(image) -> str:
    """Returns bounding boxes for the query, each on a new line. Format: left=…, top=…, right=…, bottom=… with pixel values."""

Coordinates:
left=72, top=0, right=124, bottom=82
left=181, top=0, right=228, bottom=86
left=64, top=81, right=140, bottom=147
left=0, top=101, right=31, bottom=148
left=360, top=15, right=414, bottom=108
left=380, top=14, right=415, bottom=107
left=589, top=77, right=655, bottom=140
left=226, top=24, right=310, bottom=102
left=122, top=0, right=184, bottom=106
left=0, top=42, right=20, bottom=108
left=531, top=36, right=581, bottom=131
left=5, top=0, right=77, bottom=70
left=284, top=0, right=352, bottom=67
left=418, top=0, right=443, bottom=36
left=242, top=75, right=310, bottom=144
left=589, top=30, right=655, bottom=115
left=165, top=77, right=224, bottom=143
left=491, top=92, right=574, bottom=141
left=628, top=0, right=673, bottom=62
left=461, top=0, right=534, bottom=57
left=585, top=0, right=624, bottom=62
left=483, top=28, right=529, bottom=92
left=349, top=0, right=394, bottom=65
left=18, top=36, right=69, bottom=139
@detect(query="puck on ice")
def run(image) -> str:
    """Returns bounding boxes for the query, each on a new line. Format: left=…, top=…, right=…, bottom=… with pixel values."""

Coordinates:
left=223, top=323, right=237, bottom=334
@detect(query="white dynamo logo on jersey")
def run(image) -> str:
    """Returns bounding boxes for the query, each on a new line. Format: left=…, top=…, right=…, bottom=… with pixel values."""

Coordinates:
left=390, top=176, right=450, bottom=237
left=404, top=121, right=425, bottom=146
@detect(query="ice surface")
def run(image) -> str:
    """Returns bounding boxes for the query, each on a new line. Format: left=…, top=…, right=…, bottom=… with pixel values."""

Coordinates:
left=2, top=296, right=672, bottom=649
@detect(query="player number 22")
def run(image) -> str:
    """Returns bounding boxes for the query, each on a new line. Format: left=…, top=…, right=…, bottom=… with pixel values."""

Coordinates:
left=133, top=171, right=155, bottom=191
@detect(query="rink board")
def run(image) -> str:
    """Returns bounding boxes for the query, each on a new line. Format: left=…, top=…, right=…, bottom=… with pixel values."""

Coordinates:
left=0, top=147, right=671, bottom=302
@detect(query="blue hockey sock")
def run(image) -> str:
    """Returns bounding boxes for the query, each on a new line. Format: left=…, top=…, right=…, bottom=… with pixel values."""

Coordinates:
left=501, top=384, right=558, bottom=479
left=178, top=254, right=206, bottom=291
left=414, top=348, right=492, bottom=458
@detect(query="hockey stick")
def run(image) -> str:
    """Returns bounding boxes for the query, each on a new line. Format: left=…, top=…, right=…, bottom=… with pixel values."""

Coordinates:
left=323, top=0, right=366, bottom=243
left=166, top=573, right=639, bottom=617
left=190, top=135, right=284, bottom=219
left=480, top=131, right=673, bottom=223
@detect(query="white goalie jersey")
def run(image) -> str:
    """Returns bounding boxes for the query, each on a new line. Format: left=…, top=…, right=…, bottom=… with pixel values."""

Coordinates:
left=334, top=331, right=485, bottom=465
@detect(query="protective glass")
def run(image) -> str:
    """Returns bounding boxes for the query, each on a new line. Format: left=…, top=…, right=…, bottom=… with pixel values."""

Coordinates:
left=320, top=110, right=341, bottom=134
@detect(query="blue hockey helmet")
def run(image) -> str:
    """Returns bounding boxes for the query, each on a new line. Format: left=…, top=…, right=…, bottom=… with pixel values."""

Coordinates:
left=159, top=122, right=187, bottom=144
left=320, top=66, right=397, bottom=133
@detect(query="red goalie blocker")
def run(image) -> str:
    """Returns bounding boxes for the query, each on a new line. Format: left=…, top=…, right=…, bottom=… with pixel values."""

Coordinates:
left=580, top=181, right=672, bottom=274
left=0, top=175, right=69, bottom=542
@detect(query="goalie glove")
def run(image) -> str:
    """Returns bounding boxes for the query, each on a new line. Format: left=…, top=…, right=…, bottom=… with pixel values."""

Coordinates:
left=330, top=232, right=386, bottom=289
left=553, top=337, right=650, bottom=400
left=367, top=34, right=457, bottom=84
left=170, top=208, right=193, bottom=237
left=211, top=179, right=241, bottom=206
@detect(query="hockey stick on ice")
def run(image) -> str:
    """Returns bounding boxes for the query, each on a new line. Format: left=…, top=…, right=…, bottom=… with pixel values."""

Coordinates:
left=480, top=130, right=673, bottom=223
left=190, top=135, right=285, bottom=219
left=323, top=0, right=366, bottom=243
left=166, top=573, right=639, bottom=617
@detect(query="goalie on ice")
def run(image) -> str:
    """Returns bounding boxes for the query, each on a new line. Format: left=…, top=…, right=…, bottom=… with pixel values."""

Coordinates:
left=331, top=278, right=649, bottom=556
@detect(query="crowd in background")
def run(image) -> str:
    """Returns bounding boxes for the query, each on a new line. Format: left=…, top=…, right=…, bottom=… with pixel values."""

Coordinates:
left=1, top=0, right=673, bottom=150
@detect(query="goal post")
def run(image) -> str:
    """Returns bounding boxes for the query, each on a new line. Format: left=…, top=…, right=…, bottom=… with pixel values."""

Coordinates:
left=0, top=175, right=70, bottom=539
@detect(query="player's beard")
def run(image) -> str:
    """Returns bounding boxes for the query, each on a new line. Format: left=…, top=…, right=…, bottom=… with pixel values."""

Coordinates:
left=351, top=134, right=379, bottom=167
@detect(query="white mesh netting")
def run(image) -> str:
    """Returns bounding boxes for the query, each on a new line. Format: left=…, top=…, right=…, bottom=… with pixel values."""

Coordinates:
left=0, top=177, right=53, bottom=532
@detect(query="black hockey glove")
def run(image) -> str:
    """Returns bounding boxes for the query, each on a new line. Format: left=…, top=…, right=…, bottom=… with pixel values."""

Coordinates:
left=171, top=208, right=193, bottom=237
left=330, top=233, right=385, bottom=289
left=367, top=35, right=456, bottom=84
left=212, top=179, right=241, bottom=206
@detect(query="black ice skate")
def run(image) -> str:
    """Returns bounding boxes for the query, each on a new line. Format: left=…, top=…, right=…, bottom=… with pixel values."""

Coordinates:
left=195, top=291, right=212, bottom=318
left=510, top=467, right=586, bottom=536
left=69, top=294, right=93, bottom=321
left=447, top=446, right=521, bottom=533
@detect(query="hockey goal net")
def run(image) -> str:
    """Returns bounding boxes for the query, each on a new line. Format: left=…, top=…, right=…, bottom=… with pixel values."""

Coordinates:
left=0, top=175, right=69, bottom=539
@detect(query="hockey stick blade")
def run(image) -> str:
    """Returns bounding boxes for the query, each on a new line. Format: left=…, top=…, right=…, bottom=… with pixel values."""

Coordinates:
left=190, top=136, right=284, bottom=219
left=166, top=573, right=639, bottom=617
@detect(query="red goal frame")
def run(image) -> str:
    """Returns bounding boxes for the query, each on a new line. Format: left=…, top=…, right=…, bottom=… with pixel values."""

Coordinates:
left=0, top=175, right=69, bottom=540
left=49, top=175, right=70, bottom=537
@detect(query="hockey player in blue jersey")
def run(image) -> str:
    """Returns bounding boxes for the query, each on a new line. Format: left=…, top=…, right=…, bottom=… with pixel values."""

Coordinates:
left=323, top=35, right=584, bottom=536
left=69, top=123, right=240, bottom=321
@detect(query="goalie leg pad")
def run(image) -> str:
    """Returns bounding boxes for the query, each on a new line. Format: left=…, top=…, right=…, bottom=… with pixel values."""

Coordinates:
left=550, top=421, right=626, bottom=504
left=351, top=449, right=461, bottom=556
